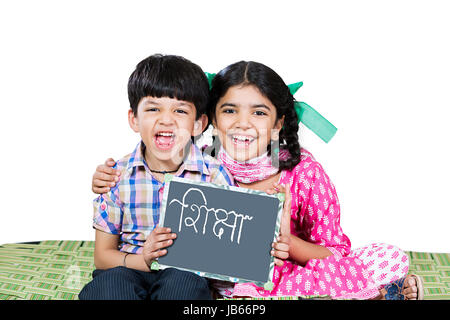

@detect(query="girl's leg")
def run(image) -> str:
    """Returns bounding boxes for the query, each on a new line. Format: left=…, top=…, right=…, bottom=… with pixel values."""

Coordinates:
left=350, top=242, right=409, bottom=287
left=350, top=243, right=422, bottom=299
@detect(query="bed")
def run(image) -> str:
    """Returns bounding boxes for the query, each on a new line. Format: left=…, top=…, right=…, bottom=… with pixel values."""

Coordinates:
left=0, top=240, right=448, bottom=300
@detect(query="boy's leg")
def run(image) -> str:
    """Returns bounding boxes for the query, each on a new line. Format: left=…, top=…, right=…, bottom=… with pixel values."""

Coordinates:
left=79, top=266, right=152, bottom=300
left=148, top=268, right=212, bottom=300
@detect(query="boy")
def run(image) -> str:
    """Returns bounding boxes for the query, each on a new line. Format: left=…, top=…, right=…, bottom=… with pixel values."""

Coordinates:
left=79, top=54, right=234, bottom=300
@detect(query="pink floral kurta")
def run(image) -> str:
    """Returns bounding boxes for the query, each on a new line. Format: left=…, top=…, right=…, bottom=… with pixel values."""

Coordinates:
left=231, top=149, right=408, bottom=299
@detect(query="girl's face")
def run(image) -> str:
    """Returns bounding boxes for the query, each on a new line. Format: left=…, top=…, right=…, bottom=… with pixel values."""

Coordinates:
left=213, top=85, right=284, bottom=162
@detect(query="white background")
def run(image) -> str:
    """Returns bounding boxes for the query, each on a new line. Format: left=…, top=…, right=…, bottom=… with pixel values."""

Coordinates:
left=0, top=0, right=449, bottom=253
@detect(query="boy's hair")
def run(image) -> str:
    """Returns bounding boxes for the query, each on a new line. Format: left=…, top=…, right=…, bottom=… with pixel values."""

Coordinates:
left=208, top=61, right=301, bottom=171
left=128, top=54, right=209, bottom=120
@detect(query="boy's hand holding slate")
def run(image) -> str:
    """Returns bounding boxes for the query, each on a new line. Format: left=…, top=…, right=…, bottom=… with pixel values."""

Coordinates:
left=143, top=226, right=177, bottom=270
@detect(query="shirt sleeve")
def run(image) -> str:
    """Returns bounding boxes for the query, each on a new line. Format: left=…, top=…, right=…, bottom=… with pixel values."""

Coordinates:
left=93, top=184, right=123, bottom=235
left=297, top=161, right=351, bottom=258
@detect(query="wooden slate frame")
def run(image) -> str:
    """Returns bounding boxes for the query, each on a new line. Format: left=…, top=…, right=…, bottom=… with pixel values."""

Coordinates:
left=158, top=176, right=284, bottom=289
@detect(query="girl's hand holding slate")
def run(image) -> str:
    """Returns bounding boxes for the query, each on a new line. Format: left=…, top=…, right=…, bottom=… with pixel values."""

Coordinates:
left=143, top=227, right=177, bottom=270
left=267, top=183, right=292, bottom=267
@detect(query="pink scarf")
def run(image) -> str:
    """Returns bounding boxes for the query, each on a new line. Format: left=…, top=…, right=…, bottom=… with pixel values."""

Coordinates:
left=218, top=146, right=288, bottom=184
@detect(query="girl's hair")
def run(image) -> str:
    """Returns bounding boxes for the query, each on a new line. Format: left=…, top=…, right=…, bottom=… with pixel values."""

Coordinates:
left=128, top=54, right=209, bottom=120
left=208, top=61, right=301, bottom=171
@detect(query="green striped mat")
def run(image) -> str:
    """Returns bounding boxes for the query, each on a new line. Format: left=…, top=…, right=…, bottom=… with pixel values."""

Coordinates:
left=0, top=241, right=448, bottom=300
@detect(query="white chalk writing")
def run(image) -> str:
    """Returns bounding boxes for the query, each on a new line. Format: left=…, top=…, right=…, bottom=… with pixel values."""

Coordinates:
left=168, top=188, right=253, bottom=244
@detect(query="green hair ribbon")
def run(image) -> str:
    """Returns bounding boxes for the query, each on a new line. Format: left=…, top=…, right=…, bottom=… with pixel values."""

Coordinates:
left=204, top=72, right=337, bottom=143
left=287, top=82, right=304, bottom=95
left=287, top=81, right=337, bottom=143
left=205, top=72, right=216, bottom=90
left=294, top=101, right=337, bottom=143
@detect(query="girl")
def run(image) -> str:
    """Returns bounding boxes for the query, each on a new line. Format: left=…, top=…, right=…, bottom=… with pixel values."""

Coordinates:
left=92, top=61, right=423, bottom=300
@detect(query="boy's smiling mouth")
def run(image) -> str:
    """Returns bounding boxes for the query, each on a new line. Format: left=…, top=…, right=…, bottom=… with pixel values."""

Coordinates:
left=154, top=131, right=176, bottom=150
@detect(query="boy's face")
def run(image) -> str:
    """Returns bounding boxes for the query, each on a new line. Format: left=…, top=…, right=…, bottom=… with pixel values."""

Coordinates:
left=129, top=96, right=207, bottom=168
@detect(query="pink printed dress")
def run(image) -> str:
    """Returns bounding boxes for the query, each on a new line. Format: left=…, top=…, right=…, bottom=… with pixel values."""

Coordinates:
left=230, top=149, right=409, bottom=299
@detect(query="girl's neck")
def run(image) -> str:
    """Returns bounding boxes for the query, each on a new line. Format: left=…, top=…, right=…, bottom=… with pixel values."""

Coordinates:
left=237, top=171, right=282, bottom=191
left=218, top=146, right=284, bottom=185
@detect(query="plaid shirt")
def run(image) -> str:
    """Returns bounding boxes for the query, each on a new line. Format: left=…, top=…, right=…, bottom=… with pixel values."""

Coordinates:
left=93, top=141, right=234, bottom=254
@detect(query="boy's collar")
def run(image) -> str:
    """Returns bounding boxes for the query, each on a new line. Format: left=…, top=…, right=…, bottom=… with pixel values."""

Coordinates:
left=182, top=141, right=210, bottom=176
left=127, top=141, right=210, bottom=176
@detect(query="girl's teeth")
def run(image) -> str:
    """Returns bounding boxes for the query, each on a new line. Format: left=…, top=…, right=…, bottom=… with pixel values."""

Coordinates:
left=233, top=135, right=253, bottom=142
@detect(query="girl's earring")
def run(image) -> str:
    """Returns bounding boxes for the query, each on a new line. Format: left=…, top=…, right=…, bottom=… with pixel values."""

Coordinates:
left=271, top=129, right=280, bottom=156
left=271, top=129, right=279, bottom=141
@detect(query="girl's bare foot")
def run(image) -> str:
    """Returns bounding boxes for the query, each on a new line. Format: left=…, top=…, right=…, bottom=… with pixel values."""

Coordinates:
left=402, top=275, right=420, bottom=299
left=375, top=274, right=424, bottom=300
